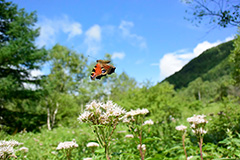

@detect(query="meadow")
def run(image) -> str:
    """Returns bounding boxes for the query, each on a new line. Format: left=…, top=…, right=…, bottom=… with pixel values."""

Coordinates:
left=1, top=0, right=240, bottom=159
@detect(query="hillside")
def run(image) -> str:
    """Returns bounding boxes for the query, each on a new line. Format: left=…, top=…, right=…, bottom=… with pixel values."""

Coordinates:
left=163, top=40, right=234, bottom=89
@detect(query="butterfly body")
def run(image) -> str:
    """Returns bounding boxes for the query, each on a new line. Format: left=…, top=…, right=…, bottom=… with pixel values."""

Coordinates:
left=91, top=60, right=116, bottom=80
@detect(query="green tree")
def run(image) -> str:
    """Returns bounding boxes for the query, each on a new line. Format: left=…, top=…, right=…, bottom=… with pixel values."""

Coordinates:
left=230, top=32, right=240, bottom=85
left=78, top=53, right=118, bottom=102
left=110, top=71, right=137, bottom=101
left=43, top=44, right=87, bottom=130
left=0, top=0, right=47, bottom=107
left=182, top=0, right=240, bottom=28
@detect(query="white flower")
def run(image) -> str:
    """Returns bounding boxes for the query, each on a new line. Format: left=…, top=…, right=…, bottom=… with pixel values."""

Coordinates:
left=0, top=140, right=23, bottom=147
left=137, top=144, right=146, bottom=151
left=78, top=101, right=126, bottom=125
left=86, top=100, right=101, bottom=111
left=187, top=156, right=193, bottom=160
left=187, top=115, right=208, bottom=125
left=18, top=147, right=28, bottom=153
left=77, top=111, right=91, bottom=122
left=126, top=108, right=149, bottom=117
left=192, top=127, right=207, bottom=134
left=104, top=102, right=126, bottom=117
left=83, top=158, right=92, bottom=160
left=0, top=140, right=24, bottom=158
left=187, top=115, right=208, bottom=135
left=143, top=119, right=154, bottom=126
left=86, top=142, right=99, bottom=148
left=56, top=140, right=78, bottom=150
left=176, top=125, right=187, bottom=131
left=125, top=134, right=134, bottom=138
left=0, top=145, right=14, bottom=155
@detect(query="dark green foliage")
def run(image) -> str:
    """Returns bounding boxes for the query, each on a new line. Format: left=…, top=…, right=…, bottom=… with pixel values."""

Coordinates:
left=0, top=0, right=47, bottom=133
left=164, top=40, right=234, bottom=89
left=205, top=97, right=240, bottom=144
left=0, top=0, right=47, bottom=104
left=230, top=32, right=240, bottom=85
left=0, top=108, right=46, bottom=134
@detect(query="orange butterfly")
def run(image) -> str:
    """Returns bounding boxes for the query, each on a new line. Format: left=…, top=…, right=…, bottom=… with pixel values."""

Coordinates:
left=90, top=60, right=116, bottom=80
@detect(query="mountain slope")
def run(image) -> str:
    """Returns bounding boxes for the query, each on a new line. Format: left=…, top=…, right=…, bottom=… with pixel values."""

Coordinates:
left=163, top=40, right=234, bottom=89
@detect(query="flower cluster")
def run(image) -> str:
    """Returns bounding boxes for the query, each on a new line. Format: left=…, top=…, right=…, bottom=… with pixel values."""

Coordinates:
left=175, top=125, right=187, bottom=131
left=86, top=142, right=99, bottom=148
left=137, top=144, right=146, bottom=151
left=78, top=101, right=126, bottom=125
left=0, top=140, right=24, bottom=159
left=56, top=140, right=78, bottom=150
left=125, top=134, right=134, bottom=138
left=0, top=140, right=23, bottom=147
left=142, top=119, right=154, bottom=126
left=187, top=115, right=208, bottom=135
left=123, top=108, right=149, bottom=123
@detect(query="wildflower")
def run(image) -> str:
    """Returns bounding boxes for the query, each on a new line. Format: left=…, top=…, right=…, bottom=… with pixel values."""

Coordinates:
left=0, top=140, right=23, bottom=147
left=78, top=101, right=126, bottom=160
left=187, top=115, right=208, bottom=160
left=176, top=125, right=187, bottom=131
left=123, top=108, right=149, bottom=123
left=56, top=140, right=78, bottom=150
left=126, top=108, right=149, bottom=117
left=137, top=144, right=146, bottom=151
left=0, top=145, right=14, bottom=155
left=77, top=111, right=91, bottom=123
left=143, top=119, right=154, bottom=126
left=187, top=114, right=208, bottom=135
left=0, top=140, right=23, bottom=159
left=51, top=151, right=57, bottom=155
left=83, top=158, right=92, bottom=160
left=87, top=142, right=99, bottom=148
left=187, top=156, right=193, bottom=160
left=192, top=128, right=207, bottom=134
left=125, top=134, right=134, bottom=138
left=78, top=101, right=126, bottom=125
left=187, top=115, right=208, bottom=125
left=18, top=147, right=29, bottom=153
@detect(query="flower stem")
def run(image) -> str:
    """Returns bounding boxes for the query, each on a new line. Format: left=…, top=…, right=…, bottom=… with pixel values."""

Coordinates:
left=105, top=144, right=110, bottom=160
left=139, top=129, right=144, bottom=160
left=182, top=133, right=188, bottom=160
left=199, top=136, right=203, bottom=160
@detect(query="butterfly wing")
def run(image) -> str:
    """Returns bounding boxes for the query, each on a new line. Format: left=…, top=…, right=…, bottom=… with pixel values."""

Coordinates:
left=101, top=64, right=116, bottom=76
left=90, top=63, right=102, bottom=80
left=90, top=60, right=116, bottom=80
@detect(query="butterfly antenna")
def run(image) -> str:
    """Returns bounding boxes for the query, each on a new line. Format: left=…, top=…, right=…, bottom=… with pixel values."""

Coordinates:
left=88, top=55, right=97, bottom=60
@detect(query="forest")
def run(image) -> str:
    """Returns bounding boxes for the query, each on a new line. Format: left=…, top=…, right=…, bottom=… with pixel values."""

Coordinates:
left=1, top=0, right=240, bottom=159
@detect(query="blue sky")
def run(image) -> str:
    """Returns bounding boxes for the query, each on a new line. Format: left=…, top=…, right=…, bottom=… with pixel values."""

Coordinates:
left=12, top=0, right=238, bottom=84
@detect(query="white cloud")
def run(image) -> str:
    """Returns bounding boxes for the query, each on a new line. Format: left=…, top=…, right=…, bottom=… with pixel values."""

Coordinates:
left=112, top=52, right=125, bottom=60
left=30, top=69, right=43, bottom=77
left=85, top=25, right=101, bottom=41
left=23, top=69, right=43, bottom=90
left=63, top=22, right=82, bottom=40
left=159, top=51, right=190, bottom=80
left=158, top=36, right=232, bottom=81
left=225, top=35, right=234, bottom=42
left=36, top=15, right=82, bottom=48
left=84, top=24, right=102, bottom=55
left=119, top=20, right=147, bottom=49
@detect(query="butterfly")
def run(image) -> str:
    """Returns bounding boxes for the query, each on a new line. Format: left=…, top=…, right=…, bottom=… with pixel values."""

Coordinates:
left=90, top=60, right=116, bottom=80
